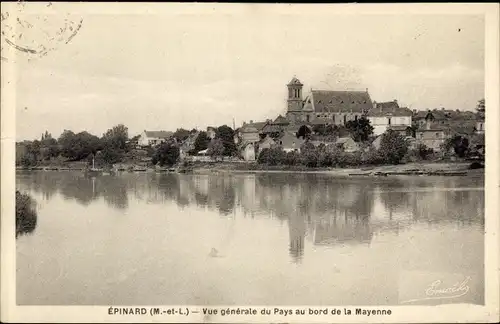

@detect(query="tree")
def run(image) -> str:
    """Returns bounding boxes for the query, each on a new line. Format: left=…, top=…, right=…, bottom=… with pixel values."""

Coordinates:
left=443, top=135, right=469, bottom=158
left=208, top=138, right=225, bottom=160
left=378, top=130, right=409, bottom=164
left=345, top=117, right=374, bottom=142
left=58, top=130, right=101, bottom=161
left=173, top=128, right=191, bottom=142
left=193, top=131, right=211, bottom=153
left=152, top=141, right=180, bottom=166
left=40, top=131, right=59, bottom=160
left=215, top=125, right=237, bottom=156
left=257, top=147, right=286, bottom=165
left=100, top=125, right=128, bottom=164
left=416, top=144, right=433, bottom=160
left=297, top=125, right=312, bottom=139
left=476, top=98, right=485, bottom=113
left=102, top=124, right=128, bottom=151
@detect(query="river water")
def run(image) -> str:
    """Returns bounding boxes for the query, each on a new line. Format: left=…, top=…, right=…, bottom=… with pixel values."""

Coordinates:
left=16, top=171, right=484, bottom=306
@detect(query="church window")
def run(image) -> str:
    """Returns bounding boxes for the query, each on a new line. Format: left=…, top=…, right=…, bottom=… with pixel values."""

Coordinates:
left=343, top=115, right=347, bottom=124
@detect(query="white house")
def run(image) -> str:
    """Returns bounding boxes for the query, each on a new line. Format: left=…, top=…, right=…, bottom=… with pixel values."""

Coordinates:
left=367, top=101, right=413, bottom=136
left=138, top=130, right=173, bottom=147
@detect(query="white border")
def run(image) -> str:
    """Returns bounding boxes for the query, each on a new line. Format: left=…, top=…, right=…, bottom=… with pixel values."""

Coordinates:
left=1, top=2, right=499, bottom=323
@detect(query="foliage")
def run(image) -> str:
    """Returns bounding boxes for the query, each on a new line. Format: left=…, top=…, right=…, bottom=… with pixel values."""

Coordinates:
left=193, top=131, right=211, bottom=153
left=207, top=138, right=225, bottom=158
left=16, top=191, right=37, bottom=238
left=257, top=147, right=286, bottom=166
left=443, top=135, right=469, bottom=158
left=152, top=141, right=180, bottom=166
left=361, top=148, right=384, bottom=165
left=215, top=125, right=237, bottom=156
left=58, top=130, right=102, bottom=161
left=284, top=151, right=301, bottom=166
left=99, top=125, right=129, bottom=165
left=476, top=98, right=485, bottom=113
left=102, top=124, right=128, bottom=151
left=345, top=117, right=374, bottom=142
left=378, top=130, right=409, bottom=164
left=416, top=144, right=433, bottom=160
left=297, top=125, right=312, bottom=139
left=173, top=128, right=191, bottom=142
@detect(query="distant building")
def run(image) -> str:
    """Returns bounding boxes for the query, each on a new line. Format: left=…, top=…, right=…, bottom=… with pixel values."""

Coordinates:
left=257, top=135, right=276, bottom=156
left=367, top=100, right=413, bottom=136
left=284, top=76, right=373, bottom=126
left=138, top=130, right=173, bottom=147
left=240, top=142, right=256, bottom=161
left=276, top=131, right=304, bottom=153
left=415, top=119, right=446, bottom=151
left=335, top=137, right=360, bottom=153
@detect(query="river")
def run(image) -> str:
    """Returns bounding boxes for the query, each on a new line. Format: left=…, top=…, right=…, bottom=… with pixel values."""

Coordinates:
left=16, top=171, right=484, bottom=306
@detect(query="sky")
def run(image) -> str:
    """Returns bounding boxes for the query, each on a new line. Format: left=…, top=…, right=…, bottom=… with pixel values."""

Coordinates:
left=2, top=3, right=486, bottom=141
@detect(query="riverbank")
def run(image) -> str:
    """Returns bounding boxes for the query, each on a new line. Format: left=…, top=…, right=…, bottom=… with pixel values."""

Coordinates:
left=188, top=161, right=483, bottom=177
left=16, top=161, right=484, bottom=177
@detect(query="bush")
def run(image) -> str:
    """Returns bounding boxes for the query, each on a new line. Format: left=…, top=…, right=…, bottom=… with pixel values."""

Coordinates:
left=361, top=148, right=384, bottom=165
left=152, top=141, right=180, bottom=166
left=257, top=147, right=286, bottom=166
left=284, top=151, right=300, bottom=166
left=378, top=130, right=409, bottom=164
left=16, top=191, right=37, bottom=237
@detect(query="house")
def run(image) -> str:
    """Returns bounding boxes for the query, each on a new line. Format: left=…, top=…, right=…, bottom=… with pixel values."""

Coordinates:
left=276, top=131, right=304, bottom=153
left=284, top=76, right=373, bottom=126
left=138, top=130, right=173, bottom=147
left=257, top=135, right=276, bottom=156
left=366, top=100, right=413, bottom=136
left=239, top=142, right=256, bottom=161
left=335, top=137, right=360, bottom=153
left=237, top=120, right=268, bottom=142
left=415, top=120, right=446, bottom=152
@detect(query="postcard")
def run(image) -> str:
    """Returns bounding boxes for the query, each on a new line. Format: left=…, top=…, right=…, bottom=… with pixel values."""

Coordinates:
left=1, top=2, right=499, bottom=323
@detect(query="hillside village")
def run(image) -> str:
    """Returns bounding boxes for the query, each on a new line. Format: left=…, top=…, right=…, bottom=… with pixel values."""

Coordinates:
left=133, top=76, right=485, bottom=162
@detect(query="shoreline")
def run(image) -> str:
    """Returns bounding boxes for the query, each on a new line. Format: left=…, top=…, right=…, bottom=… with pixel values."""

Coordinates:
left=16, top=161, right=484, bottom=177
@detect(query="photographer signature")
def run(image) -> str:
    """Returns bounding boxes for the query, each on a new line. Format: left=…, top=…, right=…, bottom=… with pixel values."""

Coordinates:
left=401, top=276, right=471, bottom=304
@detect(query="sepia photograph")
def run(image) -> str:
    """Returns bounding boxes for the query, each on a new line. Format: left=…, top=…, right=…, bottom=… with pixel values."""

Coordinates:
left=1, top=2, right=499, bottom=323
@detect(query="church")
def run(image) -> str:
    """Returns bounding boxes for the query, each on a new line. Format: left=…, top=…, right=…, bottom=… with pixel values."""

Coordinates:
left=285, top=77, right=374, bottom=126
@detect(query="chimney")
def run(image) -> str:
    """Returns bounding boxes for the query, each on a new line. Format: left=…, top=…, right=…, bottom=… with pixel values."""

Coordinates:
left=413, top=109, right=417, bottom=114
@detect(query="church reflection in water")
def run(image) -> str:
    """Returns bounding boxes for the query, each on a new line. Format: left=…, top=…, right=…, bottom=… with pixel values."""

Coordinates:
left=16, top=171, right=484, bottom=262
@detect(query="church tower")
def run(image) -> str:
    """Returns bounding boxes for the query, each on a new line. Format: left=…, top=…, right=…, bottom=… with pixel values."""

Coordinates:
left=287, top=76, right=303, bottom=112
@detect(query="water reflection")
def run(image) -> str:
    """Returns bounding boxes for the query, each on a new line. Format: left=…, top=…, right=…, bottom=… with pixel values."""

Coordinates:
left=16, top=171, right=485, bottom=306
left=16, top=171, right=484, bottom=262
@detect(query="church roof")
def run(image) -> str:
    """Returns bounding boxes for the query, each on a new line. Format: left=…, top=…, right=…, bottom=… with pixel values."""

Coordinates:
left=288, top=77, right=303, bottom=86
left=310, top=90, right=373, bottom=113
